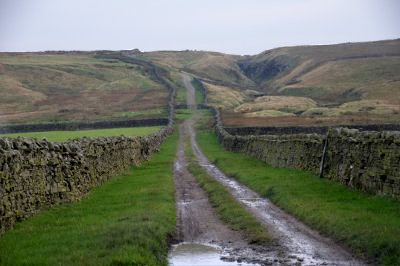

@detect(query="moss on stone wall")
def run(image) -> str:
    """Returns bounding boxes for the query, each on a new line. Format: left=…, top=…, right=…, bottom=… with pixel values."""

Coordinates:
left=0, top=126, right=172, bottom=235
left=213, top=108, right=400, bottom=198
left=323, top=128, right=400, bottom=197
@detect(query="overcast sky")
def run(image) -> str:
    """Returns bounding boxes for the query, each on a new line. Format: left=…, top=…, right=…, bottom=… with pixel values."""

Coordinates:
left=0, top=0, right=399, bottom=55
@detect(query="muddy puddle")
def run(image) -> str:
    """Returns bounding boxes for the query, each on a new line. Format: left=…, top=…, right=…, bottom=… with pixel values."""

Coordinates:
left=169, top=243, right=258, bottom=266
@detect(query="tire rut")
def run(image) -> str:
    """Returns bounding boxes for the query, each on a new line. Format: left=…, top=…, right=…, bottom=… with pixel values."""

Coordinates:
left=172, top=123, right=281, bottom=265
left=173, top=123, right=244, bottom=244
left=180, top=72, right=197, bottom=109
left=187, top=120, right=366, bottom=266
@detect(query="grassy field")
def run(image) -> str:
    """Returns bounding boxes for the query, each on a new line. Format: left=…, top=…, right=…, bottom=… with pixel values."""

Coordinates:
left=185, top=137, right=271, bottom=245
left=0, top=130, right=178, bottom=266
left=0, top=126, right=162, bottom=142
left=0, top=52, right=168, bottom=124
left=195, top=118, right=400, bottom=265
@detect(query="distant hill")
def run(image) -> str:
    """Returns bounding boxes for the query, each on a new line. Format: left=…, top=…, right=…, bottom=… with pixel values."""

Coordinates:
left=0, top=39, right=399, bottom=126
left=143, top=39, right=400, bottom=105
left=139, top=39, right=400, bottom=126
left=0, top=52, right=169, bottom=124
left=238, top=39, right=400, bottom=105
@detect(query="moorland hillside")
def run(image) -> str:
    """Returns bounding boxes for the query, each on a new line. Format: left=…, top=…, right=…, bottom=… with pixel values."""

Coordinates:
left=0, top=52, right=169, bottom=124
left=1, top=39, right=399, bottom=126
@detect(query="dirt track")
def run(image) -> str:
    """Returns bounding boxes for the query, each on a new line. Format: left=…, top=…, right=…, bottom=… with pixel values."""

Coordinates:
left=188, top=120, right=364, bottom=265
left=180, top=72, right=197, bottom=109
left=173, top=123, right=244, bottom=245
left=170, top=73, right=365, bottom=265
left=173, top=122, right=288, bottom=265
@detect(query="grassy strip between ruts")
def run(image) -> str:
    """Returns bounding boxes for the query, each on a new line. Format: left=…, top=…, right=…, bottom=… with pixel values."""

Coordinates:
left=184, top=135, right=271, bottom=245
left=0, top=126, right=162, bottom=142
left=191, top=79, right=206, bottom=105
left=0, top=130, right=178, bottom=266
left=196, top=129, right=400, bottom=265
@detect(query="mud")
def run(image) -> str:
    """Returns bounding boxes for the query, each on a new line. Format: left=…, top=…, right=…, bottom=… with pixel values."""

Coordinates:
left=171, top=124, right=274, bottom=265
left=187, top=121, right=365, bottom=266
left=171, top=73, right=274, bottom=265
left=173, top=125, right=243, bottom=244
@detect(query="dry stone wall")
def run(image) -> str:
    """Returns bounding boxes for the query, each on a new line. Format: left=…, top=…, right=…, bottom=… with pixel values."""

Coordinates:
left=323, top=128, right=400, bottom=198
left=0, top=118, right=168, bottom=134
left=213, top=109, right=400, bottom=198
left=225, top=124, right=400, bottom=136
left=217, top=128, right=324, bottom=173
left=0, top=126, right=172, bottom=234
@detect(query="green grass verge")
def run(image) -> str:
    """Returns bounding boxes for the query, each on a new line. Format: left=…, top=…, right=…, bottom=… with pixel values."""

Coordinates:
left=0, top=126, right=162, bottom=142
left=185, top=138, right=271, bottom=245
left=196, top=129, right=400, bottom=265
left=0, top=130, right=178, bottom=266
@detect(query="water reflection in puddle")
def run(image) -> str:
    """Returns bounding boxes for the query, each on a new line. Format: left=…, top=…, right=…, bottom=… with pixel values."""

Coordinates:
left=169, top=243, right=258, bottom=266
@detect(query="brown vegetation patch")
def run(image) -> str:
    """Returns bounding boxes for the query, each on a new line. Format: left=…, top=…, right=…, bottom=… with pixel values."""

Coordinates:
left=235, top=96, right=316, bottom=115
left=0, top=53, right=168, bottom=124
left=203, top=82, right=246, bottom=109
